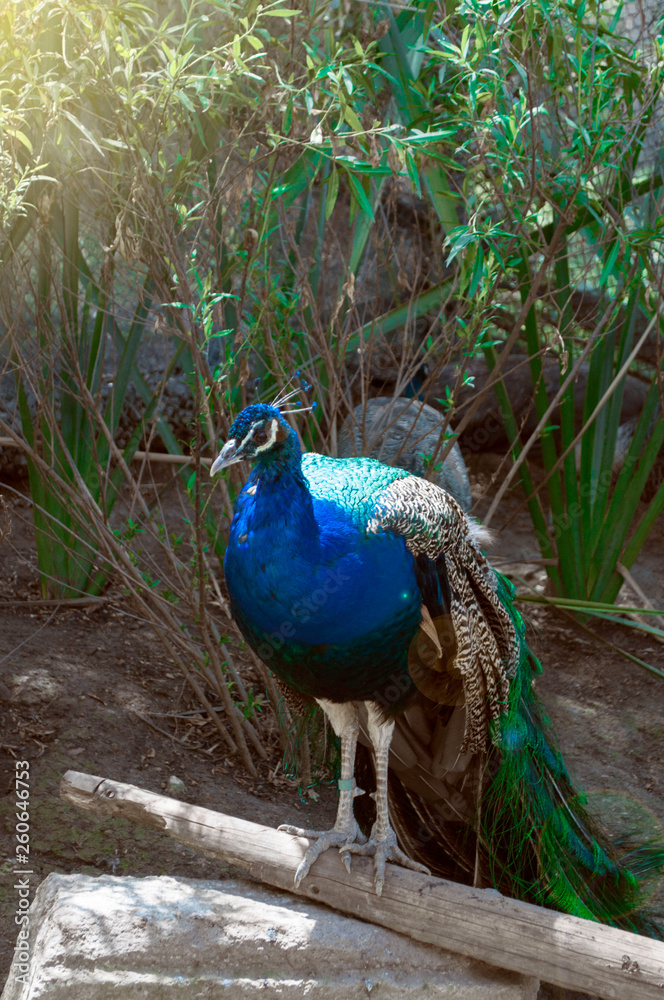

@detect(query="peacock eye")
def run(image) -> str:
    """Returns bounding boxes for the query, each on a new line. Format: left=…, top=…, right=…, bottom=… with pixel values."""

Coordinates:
left=253, top=428, right=268, bottom=445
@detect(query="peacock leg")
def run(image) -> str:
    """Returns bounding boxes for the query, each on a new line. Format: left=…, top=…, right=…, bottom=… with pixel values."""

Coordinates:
left=345, top=702, right=430, bottom=895
left=279, top=699, right=366, bottom=887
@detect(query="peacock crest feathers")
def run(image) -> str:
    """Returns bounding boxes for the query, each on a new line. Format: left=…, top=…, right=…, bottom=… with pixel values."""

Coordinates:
left=368, top=475, right=520, bottom=753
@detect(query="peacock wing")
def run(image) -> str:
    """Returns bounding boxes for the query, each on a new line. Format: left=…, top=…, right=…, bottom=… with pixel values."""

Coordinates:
left=367, top=475, right=520, bottom=752
left=360, top=475, right=522, bottom=880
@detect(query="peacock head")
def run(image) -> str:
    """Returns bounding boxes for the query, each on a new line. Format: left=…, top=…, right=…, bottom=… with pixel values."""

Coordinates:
left=210, top=404, right=296, bottom=474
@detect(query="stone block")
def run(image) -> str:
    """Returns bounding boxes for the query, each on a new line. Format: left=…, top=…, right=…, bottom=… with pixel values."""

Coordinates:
left=1, top=873, right=538, bottom=999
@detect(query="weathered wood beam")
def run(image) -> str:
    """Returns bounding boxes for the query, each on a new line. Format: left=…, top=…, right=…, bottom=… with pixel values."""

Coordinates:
left=60, top=769, right=664, bottom=1000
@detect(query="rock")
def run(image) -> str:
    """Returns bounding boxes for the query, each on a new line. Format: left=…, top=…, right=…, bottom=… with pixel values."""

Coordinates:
left=612, top=413, right=664, bottom=501
left=7, top=669, right=62, bottom=705
left=1, top=873, right=537, bottom=1000
left=166, top=775, right=186, bottom=798
left=344, top=354, right=650, bottom=459
left=338, top=397, right=472, bottom=511
left=427, top=355, right=649, bottom=454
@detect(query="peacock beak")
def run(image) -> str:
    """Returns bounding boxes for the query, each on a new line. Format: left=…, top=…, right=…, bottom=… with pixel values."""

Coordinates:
left=211, top=439, right=240, bottom=475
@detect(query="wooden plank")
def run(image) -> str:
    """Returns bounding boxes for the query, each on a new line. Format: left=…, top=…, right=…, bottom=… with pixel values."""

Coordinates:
left=60, top=769, right=664, bottom=1000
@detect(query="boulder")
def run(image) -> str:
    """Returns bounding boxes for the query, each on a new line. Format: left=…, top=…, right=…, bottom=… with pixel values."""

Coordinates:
left=1, top=873, right=538, bottom=999
left=338, top=397, right=472, bottom=511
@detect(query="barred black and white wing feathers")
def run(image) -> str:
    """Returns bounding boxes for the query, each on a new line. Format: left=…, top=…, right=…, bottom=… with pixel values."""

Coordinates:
left=368, top=475, right=519, bottom=753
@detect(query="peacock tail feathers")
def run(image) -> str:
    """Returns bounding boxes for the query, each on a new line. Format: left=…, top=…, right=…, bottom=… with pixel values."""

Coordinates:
left=355, top=565, right=663, bottom=936
left=363, top=476, right=663, bottom=933
left=481, top=573, right=664, bottom=936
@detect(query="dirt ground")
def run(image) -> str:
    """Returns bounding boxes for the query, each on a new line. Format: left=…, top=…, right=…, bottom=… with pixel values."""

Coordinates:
left=1, top=458, right=663, bottom=1000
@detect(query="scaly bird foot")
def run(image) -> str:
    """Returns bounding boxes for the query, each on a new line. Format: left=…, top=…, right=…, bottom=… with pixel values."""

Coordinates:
left=345, top=825, right=430, bottom=896
left=278, top=819, right=367, bottom=886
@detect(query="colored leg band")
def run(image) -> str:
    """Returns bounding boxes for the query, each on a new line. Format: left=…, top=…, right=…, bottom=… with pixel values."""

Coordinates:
left=338, top=778, right=356, bottom=792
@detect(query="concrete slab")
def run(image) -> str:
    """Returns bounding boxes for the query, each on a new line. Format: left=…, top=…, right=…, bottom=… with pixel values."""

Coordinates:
left=1, top=873, right=538, bottom=999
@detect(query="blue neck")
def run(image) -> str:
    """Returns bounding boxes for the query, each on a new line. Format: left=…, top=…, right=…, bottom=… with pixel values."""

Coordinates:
left=245, top=429, right=320, bottom=548
left=256, top=427, right=304, bottom=481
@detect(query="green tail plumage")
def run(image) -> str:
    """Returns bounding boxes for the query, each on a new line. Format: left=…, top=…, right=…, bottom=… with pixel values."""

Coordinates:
left=354, top=572, right=663, bottom=936
left=483, top=575, right=664, bottom=936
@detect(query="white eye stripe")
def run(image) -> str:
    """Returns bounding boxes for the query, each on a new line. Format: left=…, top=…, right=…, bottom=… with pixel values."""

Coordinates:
left=252, top=418, right=278, bottom=454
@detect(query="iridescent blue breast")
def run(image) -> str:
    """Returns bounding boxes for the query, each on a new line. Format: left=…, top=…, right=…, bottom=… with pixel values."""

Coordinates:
left=223, top=453, right=421, bottom=703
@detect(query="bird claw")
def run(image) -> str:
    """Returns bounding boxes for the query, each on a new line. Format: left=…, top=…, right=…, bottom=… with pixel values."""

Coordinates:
left=345, top=827, right=431, bottom=896
left=278, top=822, right=366, bottom=887
left=280, top=821, right=429, bottom=895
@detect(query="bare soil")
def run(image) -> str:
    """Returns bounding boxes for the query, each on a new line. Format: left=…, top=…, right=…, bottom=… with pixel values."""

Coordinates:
left=1, top=459, right=663, bottom=1000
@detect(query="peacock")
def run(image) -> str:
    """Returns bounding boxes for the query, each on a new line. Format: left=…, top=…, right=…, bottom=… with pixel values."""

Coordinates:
left=211, top=400, right=664, bottom=934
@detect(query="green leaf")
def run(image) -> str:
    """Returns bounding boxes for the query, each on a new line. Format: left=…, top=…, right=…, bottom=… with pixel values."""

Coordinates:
left=283, top=95, right=293, bottom=135
left=424, top=163, right=459, bottom=233
left=7, top=129, right=33, bottom=154
left=404, top=149, right=421, bottom=197
left=346, top=171, right=374, bottom=220
left=325, top=164, right=339, bottom=220
left=343, top=104, right=363, bottom=135
left=599, top=240, right=621, bottom=287
left=60, top=110, right=103, bottom=155
left=176, top=90, right=196, bottom=114
left=468, top=242, right=484, bottom=299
